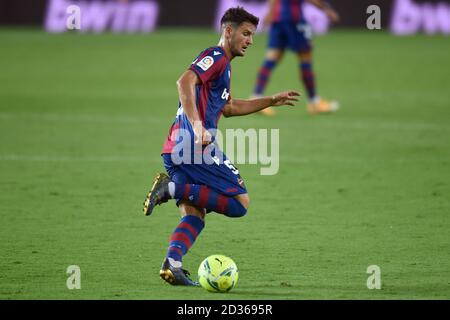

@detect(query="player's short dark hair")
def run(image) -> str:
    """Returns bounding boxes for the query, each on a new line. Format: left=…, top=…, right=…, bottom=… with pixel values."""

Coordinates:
left=220, top=7, right=259, bottom=28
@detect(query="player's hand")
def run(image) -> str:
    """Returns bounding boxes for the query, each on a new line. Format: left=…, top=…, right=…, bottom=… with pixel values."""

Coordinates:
left=193, top=122, right=212, bottom=145
left=270, top=91, right=301, bottom=107
left=325, top=9, right=340, bottom=23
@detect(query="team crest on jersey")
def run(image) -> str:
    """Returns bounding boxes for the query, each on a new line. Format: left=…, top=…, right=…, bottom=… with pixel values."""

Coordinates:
left=196, top=56, right=214, bottom=71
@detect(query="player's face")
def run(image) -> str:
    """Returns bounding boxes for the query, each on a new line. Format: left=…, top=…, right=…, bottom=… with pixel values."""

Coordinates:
left=230, top=22, right=256, bottom=57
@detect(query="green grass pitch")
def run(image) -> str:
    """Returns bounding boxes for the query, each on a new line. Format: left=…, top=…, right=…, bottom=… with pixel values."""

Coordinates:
left=0, top=28, right=449, bottom=299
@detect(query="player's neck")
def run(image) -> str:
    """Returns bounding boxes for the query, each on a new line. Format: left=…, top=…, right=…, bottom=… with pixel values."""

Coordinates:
left=218, top=38, right=234, bottom=61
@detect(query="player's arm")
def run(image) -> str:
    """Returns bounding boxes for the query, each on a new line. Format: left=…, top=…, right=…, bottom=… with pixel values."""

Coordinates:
left=222, top=91, right=300, bottom=117
left=176, top=70, right=201, bottom=124
left=306, top=0, right=340, bottom=23
left=176, top=70, right=211, bottom=144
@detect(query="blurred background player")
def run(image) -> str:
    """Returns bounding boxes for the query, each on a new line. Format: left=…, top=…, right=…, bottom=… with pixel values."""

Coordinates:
left=253, top=0, right=340, bottom=116
left=143, top=7, right=300, bottom=286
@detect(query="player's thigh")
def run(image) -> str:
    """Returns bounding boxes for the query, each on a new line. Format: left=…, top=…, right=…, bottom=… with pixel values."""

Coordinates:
left=287, top=22, right=313, bottom=53
left=234, top=193, right=250, bottom=210
left=163, top=154, right=190, bottom=184
left=267, top=22, right=287, bottom=51
left=179, top=156, right=247, bottom=198
left=178, top=200, right=205, bottom=220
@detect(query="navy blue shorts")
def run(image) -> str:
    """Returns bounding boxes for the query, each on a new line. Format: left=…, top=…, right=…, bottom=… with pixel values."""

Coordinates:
left=268, top=21, right=312, bottom=53
left=162, top=153, right=247, bottom=204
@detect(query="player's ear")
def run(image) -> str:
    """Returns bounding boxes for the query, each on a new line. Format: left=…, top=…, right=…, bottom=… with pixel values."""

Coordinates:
left=224, top=24, right=234, bottom=39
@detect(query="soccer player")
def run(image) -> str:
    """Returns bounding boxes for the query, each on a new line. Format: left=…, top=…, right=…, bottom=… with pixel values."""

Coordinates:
left=143, top=7, right=300, bottom=286
left=253, top=0, right=339, bottom=116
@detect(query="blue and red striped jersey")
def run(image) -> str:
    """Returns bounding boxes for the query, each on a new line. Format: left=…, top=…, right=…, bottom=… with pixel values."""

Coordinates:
left=272, top=0, right=305, bottom=23
left=162, top=46, right=231, bottom=154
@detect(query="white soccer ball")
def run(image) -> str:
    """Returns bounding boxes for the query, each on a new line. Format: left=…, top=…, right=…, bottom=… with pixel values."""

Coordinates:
left=198, top=254, right=239, bottom=293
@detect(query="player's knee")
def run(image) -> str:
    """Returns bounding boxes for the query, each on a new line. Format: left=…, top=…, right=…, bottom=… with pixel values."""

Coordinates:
left=239, top=194, right=250, bottom=210
left=235, top=193, right=249, bottom=207
left=179, top=201, right=206, bottom=220
left=298, top=50, right=312, bottom=62
left=232, top=194, right=250, bottom=217
left=266, top=49, right=283, bottom=62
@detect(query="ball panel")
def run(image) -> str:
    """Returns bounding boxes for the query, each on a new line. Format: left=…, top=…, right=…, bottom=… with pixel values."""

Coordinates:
left=198, top=254, right=238, bottom=293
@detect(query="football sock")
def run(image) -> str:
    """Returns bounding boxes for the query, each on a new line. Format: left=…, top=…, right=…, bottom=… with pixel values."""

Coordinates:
left=168, top=182, right=176, bottom=198
left=300, top=62, right=316, bottom=100
left=254, top=60, right=277, bottom=95
left=172, top=183, right=247, bottom=218
left=167, top=214, right=205, bottom=263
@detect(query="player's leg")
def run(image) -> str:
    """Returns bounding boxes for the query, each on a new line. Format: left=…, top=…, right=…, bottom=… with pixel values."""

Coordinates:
left=171, top=156, right=249, bottom=217
left=165, top=201, right=205, bottom=266
left=252, top=22, right=287, bottom=116
left=164, top=183, right=248, bottom=218
left=298, top=49, right=339, bottom=114
left=144, top=155, right=204, bottom=286
left=253, top=48, right=284, bottom=98
left=234, top=193, right=250, bottom=210
left=290, top=23, right=338, bottom=114
left=160, top=201, right=205, bottom=286
left=286, top=22, right=318, bottom=102
left=144, top=154, right=249, bottom=217
left=144, top=173, right=249, bottom=217
left=298, top=49, right=317, bottom=102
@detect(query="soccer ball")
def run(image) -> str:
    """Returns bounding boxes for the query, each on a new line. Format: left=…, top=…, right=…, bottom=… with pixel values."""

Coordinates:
left=198, top=255, right=239, bottom=293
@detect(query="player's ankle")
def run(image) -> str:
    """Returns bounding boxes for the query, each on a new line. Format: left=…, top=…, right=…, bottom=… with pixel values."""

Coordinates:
left=167, top=257, right=182, bottom=268
left=309, top=96, right=320, bottom=104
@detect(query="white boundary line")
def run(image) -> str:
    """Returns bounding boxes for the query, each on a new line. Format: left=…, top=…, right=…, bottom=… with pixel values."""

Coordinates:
left=0, top=112, right=449, bottom=131
left=0, top=154, right=155, bottom=162
left=0, top=112, right=164, bottom=124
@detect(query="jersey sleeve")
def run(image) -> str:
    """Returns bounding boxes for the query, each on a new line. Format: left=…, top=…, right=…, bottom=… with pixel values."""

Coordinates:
left=189, top=48, right=227, bottom=84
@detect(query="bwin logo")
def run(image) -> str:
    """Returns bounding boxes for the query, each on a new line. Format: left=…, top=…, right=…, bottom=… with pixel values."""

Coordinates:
left=221, top=88, right=230, bottom=100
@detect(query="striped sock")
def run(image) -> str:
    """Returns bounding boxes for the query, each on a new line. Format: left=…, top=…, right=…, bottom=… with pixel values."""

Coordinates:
left=174, top=183, right=247, bottom=218
left=300, top=62, right=316, bottom=100
left=254, top=60, right=277, bottom=95
left=167, top=215, right=205, bottom=263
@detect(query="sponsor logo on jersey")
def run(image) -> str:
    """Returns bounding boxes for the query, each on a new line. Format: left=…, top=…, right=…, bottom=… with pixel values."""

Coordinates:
left=221, top=88, right=230, bottom=100
left=196, top=56, right=214, bottom=71
left=213, top=51, right=221, bottom=56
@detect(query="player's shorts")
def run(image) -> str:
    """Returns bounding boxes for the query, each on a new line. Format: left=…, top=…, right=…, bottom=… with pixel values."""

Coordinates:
left=162, top=153, right=247, bottom=206
left=268, top=21, right=312, bottom=53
